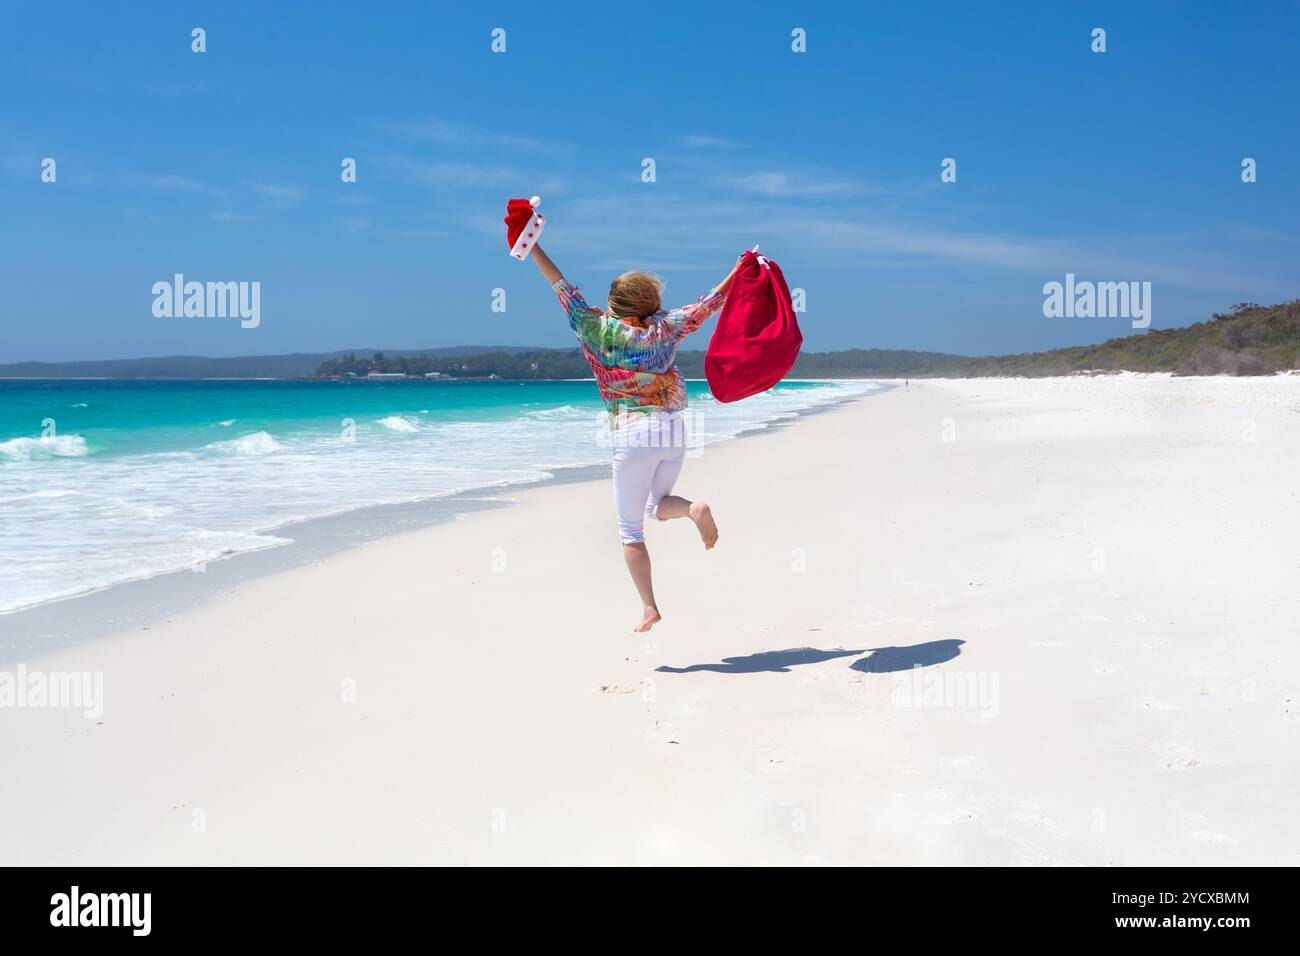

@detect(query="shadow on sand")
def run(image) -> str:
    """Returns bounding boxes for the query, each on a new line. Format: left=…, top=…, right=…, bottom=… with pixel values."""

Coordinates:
left=850, top=639, right=965, bottom=673
left=655, top=646, right=866, bottom=675
left=656, top=639, right=966, bottom=675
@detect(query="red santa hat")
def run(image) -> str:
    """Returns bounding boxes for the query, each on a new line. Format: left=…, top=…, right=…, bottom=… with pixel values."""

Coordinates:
left=503, top=196, right=545, bottom=260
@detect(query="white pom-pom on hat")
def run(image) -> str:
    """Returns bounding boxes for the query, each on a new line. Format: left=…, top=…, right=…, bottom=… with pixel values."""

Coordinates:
left=529, top=195, right=541, bottom=207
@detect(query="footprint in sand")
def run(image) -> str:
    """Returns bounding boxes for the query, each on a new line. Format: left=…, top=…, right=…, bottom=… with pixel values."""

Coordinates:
left=1161, top=744, right=1201, bottom=770
left=1189, top=830, right=1238, bottom=846
left=1014, top=844, right=1069, bottom=867
left=1198, top=685, right=1236, bottom=697
left=760, top=753, right=789, bottom=774
left=1140, top=696, right=1180, bottom=712
left=942, top=755, right=985, bottom=779
left=1011, top=811, right=1070, bottom=840
left=1190, top=668, right=1237, bottom=698
left=648, top=719, right=679, bottom=744
left=935, top=806, right=982, bottom=826
left=1141, top=639, right=1169, bottom=649
left=1093, top=663, right=1121, bottom=674
left=596, top=683, right=637, bottom=695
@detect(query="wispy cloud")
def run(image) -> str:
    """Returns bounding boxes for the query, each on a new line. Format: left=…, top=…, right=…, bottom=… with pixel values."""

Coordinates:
left=381, top=117, right=565, bottom=154
left=128, top=173, right=306, bottom=221
left=135, top=173, right=216, bottom=194
left=336, top=216, right=456, bottom=240
left=210, top=211, right=264, bottom=223
left=722, top=170, right=869, bottom=198
left=548, top=192, right=1279, bottom=293
left=378, top=155, right=566, bottom=195
left=248, top=182, right=304, bottom=207
left=1223, top=224, right=1300, bottom=245
left=48, top=70, right=218, bottom=99
left=682, top=134, right=739, bottom=148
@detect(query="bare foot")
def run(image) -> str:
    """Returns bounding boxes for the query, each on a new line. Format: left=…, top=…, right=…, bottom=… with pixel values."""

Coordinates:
left=633, top=606, right=662, bottom=633
left=689, top=502, right=719, bottom=549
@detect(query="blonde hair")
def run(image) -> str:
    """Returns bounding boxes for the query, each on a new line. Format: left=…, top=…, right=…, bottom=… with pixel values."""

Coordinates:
left=607, top=271, right=664, bottom=322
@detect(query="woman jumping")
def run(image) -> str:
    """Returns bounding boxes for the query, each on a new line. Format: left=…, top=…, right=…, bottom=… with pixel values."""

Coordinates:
left=527, top=242, right=742, bottom=632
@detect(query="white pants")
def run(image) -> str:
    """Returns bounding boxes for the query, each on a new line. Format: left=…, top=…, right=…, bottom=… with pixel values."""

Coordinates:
left=611, top=412, right=687, bottom=544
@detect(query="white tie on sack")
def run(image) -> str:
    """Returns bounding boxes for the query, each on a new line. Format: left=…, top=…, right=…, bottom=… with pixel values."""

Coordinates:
left=751, top=244, right=769, bottom=269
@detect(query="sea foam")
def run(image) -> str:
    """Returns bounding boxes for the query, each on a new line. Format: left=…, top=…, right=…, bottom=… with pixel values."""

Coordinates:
left=377, top=415, right=421, bottom=432
left=0, top=434, right=90, bottom=461
left=0, top=381, right=879, bottom=614
left=206, top=431, right=285, bottom=456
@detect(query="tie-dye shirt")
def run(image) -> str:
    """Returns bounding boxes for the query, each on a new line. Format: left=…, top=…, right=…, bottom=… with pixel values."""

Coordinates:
left=553, top=279, right=725, bottom=426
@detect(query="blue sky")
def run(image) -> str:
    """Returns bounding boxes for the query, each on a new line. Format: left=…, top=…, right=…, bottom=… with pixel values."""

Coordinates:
left=3, top=0, right=1298, bottom=362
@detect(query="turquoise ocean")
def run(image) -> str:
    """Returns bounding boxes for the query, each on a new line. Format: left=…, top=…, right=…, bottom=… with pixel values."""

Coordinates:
left=0, top=378, right=878, bottom=613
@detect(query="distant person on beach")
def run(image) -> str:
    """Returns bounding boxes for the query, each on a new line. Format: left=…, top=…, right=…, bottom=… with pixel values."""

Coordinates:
left=527, top=242, right=743, bottom=632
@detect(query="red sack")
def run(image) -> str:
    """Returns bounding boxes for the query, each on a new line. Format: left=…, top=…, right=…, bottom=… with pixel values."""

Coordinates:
left=704, top=250, right=803, bottom=403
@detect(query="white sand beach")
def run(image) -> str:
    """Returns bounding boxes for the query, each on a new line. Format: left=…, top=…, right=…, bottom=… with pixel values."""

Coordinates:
left=3, top=375, right=1298, bottom=866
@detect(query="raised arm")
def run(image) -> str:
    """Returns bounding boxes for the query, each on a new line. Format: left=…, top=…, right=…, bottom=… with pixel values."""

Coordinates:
left=529, top=242, right=564, bottom=285
left=662, top=252, right=746, bottom=339
left=531, top=242, right=604, bottom=338
left=713, top=254, right=745, bottom=296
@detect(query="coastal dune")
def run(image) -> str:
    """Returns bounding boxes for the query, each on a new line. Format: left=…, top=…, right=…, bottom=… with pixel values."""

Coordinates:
left=3, top=375, right=1298, bottom=865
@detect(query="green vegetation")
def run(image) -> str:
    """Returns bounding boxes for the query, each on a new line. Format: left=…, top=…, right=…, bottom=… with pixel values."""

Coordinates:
left=316, top=301, right=1300, bottom=380
left=19, top=303, right=1293, bottom=381
left=318, top=349, right=592, bottom=379
left=314, top=346, right=972, bottom=379
left=888, top=300, right=1300, bottom=377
